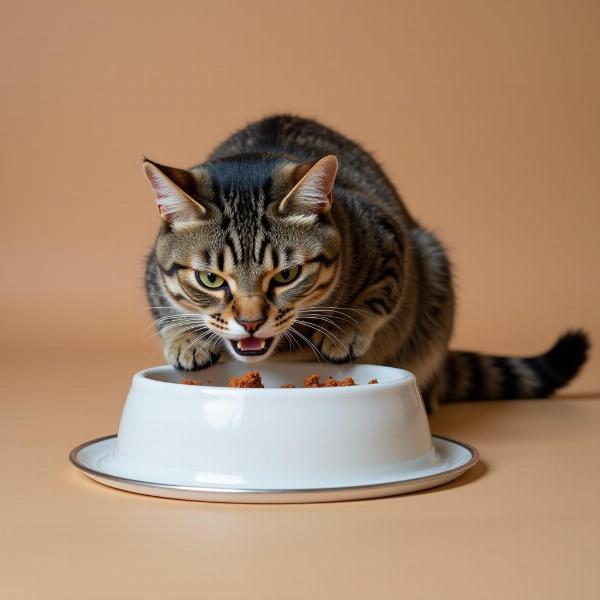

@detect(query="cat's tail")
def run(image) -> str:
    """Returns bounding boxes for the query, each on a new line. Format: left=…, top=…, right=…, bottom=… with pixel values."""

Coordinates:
left=440, top=330, right=590, bottom=403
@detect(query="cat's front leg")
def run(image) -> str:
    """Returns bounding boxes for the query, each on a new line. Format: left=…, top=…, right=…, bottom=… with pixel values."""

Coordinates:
left=310, top=283, right=397, bottom=364
left=161, top=327, right=223, bottom=371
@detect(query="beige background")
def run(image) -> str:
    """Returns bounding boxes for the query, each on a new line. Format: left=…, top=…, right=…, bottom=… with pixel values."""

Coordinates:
left=1, top=0, right=599, bottom=386
left=1, top=1, right=599, bottom=598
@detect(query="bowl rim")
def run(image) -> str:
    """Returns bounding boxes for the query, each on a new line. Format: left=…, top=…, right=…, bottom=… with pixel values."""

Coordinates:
left=133, top=362, right=416, bottom=395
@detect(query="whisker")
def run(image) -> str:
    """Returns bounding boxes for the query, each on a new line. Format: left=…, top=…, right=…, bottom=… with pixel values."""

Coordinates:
left=280, top=330, right=293, bottom=352
left=150, top=317, right=203, bottom=330
left=207, top=332, right=223, bottom=355
left=298, top=307, right=360, bottom=327
left=281, top=329, right=301, bottom=354
left=312, top=305, right=368, bottom=315
left=180, top=329, right=219, bottom=355
left=294, top=319, right=351, bottom=360
left=288, top=326, right=325, bottom=365
left=157, top=321, right=207, bottom=335
left=295, top=313, right=348, bottom=332
left=143, top=322, right=206, bottom=343
left=153, top=314, right=205, bottom=325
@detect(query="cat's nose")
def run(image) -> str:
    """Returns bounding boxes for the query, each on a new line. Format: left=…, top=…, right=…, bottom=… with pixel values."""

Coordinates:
left=235, top=317, right=266, bottom=333
left=233, top=295, right=267, bottom=333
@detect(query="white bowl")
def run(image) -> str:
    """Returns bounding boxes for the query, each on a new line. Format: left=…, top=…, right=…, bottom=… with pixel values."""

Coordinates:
left=70, top=362, right=478, bottom=502
left=103, top=363, right=431, bottom=487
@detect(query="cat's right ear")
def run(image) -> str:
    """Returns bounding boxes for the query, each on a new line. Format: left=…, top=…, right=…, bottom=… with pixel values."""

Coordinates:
left=143, top=159, right=207, bottom=224
left=278, top=155, right=338, bottom=218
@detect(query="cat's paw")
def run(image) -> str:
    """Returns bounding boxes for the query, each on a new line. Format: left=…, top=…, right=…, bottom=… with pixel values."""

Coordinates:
left=164, top=336, right=222, bottom=371
left=312, top=327, right=373, bottom=364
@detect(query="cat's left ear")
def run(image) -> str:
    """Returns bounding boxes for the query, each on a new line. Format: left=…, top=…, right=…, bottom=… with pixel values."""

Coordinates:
left=278, top=155, right=338, bottom=217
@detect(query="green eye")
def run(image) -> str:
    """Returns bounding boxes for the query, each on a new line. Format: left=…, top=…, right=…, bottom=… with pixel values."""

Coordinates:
left=272, top=265, right=301, bottom=285
left=196, top=271, right=226, bottom=289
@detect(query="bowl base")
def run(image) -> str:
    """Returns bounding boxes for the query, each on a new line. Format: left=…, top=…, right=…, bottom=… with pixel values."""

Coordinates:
left=70, top=435, right=478, bottom=503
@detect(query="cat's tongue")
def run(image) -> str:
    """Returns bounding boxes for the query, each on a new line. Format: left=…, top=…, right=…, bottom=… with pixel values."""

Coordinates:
left=237, top=337, right=265, bottom=352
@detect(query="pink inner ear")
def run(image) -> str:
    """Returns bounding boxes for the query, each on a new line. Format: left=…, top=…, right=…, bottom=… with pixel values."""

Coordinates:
left=315, top=197, right=330, bottom=212
left=144, top=161, right=206, bottom=222
left=280, top=157, right=337, bottom=216
left=158, top=204, right=173, bottom=222
left=144, top=165, right=168, bottom=199
left=146, top=172, right=176, bottom=220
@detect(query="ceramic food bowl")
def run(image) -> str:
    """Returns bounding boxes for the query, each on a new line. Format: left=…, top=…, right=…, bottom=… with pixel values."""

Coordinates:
left=70, top=362, right=478, bottom=502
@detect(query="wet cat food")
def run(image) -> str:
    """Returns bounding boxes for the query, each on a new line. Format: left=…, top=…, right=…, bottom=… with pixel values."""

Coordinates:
left=228, top=370, right=265, bottom=388
left=181, top=371, right=374, bottom=388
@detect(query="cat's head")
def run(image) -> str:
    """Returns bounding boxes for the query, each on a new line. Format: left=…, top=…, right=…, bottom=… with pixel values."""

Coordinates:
left=144, top=154, right=341, bottom=362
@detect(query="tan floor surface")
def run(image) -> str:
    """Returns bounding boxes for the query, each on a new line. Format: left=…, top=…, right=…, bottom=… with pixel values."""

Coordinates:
left=1, top=351, right=598, bottom=600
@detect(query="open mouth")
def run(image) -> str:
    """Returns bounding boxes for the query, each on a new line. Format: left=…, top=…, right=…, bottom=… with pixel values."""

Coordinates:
left=230, top=336, right=275, bottom=357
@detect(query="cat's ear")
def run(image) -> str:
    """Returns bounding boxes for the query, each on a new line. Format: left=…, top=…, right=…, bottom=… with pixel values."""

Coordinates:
left=278, top=155, right=338, bottom=217
left=143, top=158, right=207, bottom=224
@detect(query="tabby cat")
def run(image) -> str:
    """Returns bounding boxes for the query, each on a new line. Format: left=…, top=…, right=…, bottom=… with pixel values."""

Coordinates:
left=144, top=115, right=589, bottom=410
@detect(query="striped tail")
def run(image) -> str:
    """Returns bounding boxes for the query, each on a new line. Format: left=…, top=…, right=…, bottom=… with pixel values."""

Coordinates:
left=441, top=331, right=590, bottom=402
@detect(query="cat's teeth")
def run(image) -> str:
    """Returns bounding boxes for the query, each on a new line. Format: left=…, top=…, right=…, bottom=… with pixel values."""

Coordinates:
left=236, top=338, right=266, bottom=351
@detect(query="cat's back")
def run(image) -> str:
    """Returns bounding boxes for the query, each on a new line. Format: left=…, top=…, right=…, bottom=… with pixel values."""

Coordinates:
left=210, top=115, right=365, bottom=165
left=208, top=115, right=409, bottom=216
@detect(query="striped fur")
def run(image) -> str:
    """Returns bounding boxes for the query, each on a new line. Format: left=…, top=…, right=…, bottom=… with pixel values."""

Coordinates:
left=144, top=115, right=589, bottom=410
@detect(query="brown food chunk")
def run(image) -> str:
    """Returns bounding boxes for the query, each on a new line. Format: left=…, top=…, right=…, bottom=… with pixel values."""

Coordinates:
left=303, top=374, right=322, bottom=388
left=180, top=379, right=202, bottom=385
left=321, top=376, right=356, bottom=387
left=368, top=379, right=378, bottom=385
left=322, top=376, right=340, bottom=387
left=303, top=374, right=357, bottom=388
left=280, top=383, right=296, bottom=388
left=228, top=370, right=264, bottom=388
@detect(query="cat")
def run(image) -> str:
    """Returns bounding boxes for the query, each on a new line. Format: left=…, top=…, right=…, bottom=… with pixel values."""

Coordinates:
left=144, top=115, right=589, bottom=411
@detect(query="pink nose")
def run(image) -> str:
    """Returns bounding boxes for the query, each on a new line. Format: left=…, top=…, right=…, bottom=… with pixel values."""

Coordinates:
left=235, top=317, right=266, bottom=333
